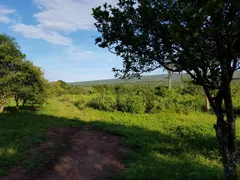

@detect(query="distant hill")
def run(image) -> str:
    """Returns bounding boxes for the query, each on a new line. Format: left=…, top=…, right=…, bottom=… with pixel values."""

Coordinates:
left=69, top=71, right=240, bottom=86
left=69, top=74, right=185, bottom=86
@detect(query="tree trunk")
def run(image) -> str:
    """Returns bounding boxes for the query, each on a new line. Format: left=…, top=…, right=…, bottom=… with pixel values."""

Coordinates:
left=214, top=92, right=237, bottom=179
left=168, top=70, right=172, bottom=91
left=0, top=95, right=7, bottom=113
left=23, top=99, right=26, bottom=106
left=0, top=105, right=4, bottom=113
left=14, top=95, right=19, bottom=110
left=223, top=85, right=237, bottom=180
left=204, top=86, right=238, bottom=180
left=215, top=117, right=237, bottom=179
left=180, top=73, right=184, bottom=89
left=205, top=96, right=210, bottom=111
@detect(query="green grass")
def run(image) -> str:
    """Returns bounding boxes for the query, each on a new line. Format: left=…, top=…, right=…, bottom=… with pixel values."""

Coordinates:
left=1, top=98, right=240, bottom=179
left=0, top=108, right=81, bottom=175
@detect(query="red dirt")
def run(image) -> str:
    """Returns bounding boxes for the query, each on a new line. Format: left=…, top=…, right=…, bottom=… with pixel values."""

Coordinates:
left=0, top=126, right=127, bottom=180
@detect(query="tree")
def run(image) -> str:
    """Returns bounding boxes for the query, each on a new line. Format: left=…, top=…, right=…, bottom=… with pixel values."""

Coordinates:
left=12, top=60, right=47, bottom=108
left=92, top=1, right=240, bottom=179
left=0, top=34, right=24, bottom=112
left=163, top=65, right=173, bottom=91
left=0, top=34, right=46, bottom=111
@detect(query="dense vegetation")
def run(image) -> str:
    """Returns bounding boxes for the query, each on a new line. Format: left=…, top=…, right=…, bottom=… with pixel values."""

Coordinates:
left=58, top=81, right=204, bottom=114
left=1, top=80, right=240, bottom=179
left=50, top=79, right=240, bottom=116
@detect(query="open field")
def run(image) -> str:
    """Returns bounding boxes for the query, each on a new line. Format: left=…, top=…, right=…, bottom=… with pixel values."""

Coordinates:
left=1, top=95, right=240, bottom=179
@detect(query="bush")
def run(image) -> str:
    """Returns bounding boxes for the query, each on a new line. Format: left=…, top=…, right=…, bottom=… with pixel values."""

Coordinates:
left=155, top=86, right=169, bottom=97
left=117, top=95, right=145, bottom=114
left=58, top=95, right=71, bottom=102
left=56, top=84, right=206, bottom=114
left=181, top=78, right=203, bottom=96
left=72, top=97, right=88, bottom=110
left=89, top=95, right=116, bottom=112
left=146, top=88, right=204, bottom=114
left=144, top=94, right=161, bottom=113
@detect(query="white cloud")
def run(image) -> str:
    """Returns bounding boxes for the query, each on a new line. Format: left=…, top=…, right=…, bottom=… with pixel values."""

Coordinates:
left=65, top=45, right=121, bottom=62
left=11, top=23, right=72, bottom=45
left=33, top=0, right=118, bottom=32
left=11, top=0, right=118, bottom=45
left=66, top=45, right=99, bottom=60
left=0, top=5, right=15, bottom=24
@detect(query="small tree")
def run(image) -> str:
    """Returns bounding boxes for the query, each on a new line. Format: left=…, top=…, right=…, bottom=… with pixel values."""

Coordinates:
left=12, top=60, right=47, bottom=108
left=0, top=34, right=24, bottom=112
left=0, top=34, right=47, bottom=111
left=92, top=1, right=240, bottom=179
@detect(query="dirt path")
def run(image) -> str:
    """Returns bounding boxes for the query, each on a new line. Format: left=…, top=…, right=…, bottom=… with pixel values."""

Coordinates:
left=1, top=126, right=127, bottom=180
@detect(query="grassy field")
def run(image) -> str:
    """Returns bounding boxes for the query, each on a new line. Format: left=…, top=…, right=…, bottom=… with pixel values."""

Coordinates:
left=1, top=97, right=240, bottom=179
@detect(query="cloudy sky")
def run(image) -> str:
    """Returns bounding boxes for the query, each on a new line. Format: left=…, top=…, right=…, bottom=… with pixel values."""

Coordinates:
left=0, top=0, right=160, bottom=82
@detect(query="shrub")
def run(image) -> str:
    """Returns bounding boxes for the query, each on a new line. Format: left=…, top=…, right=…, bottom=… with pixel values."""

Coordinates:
left=67, top=86, right=95, bottom=95
left=72, top=97, right=88, bottom=110
left=163, top=94, right=203, bottom=114
left=117, top=95, right=145, bottom=114
left=181, top=78, right=203, bottom=96
left=89, top=95, right=116, bottom=112
left=144, top=94, right=161, bottom=113
left=155, top=86, right=169, bottom=97
left=58, top=95, right=71, bottom=102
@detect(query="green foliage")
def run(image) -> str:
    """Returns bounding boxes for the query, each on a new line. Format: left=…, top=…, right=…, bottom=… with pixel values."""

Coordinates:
left=58, top=83, right=206, bottom=114
left=0, top=34, right=47, bottom=110
left=89, top=95, right=116, bottom=112
left=155, top=86, right=169, bottom=97
left=0, top=34, right=25, bottom=111
left=73, top=99, right=86, bottom=110
left=181, top=78, right=204, bottom=96
left=47, top=81, right=95, bottom=97
left=15, top=61, right=47, bottom=107
left=93, top=0, right=240, bottom=89
left=72, top=97, right=88, bottom=110
left=144, top=94, right=161, bottom=113
left=117, top=95, right=145, bottom=114
left=47, top=81, right=65, bottom=97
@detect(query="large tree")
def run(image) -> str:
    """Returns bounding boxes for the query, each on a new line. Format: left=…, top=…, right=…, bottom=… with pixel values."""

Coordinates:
left=92, top=0, right=240, bottom=179
left=0, top=34, right=24, bottom=112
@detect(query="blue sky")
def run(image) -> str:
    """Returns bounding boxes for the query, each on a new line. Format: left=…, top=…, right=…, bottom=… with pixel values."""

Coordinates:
left=0, top=0, right=161, bottom=82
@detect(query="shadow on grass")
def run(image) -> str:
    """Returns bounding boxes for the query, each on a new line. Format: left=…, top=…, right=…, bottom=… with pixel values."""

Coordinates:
left=0, top=111, right=225, bottom=179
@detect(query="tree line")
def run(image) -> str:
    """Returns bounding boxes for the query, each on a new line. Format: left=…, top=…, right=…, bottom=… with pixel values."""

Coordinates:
left=0, top=34, right=46, bottom=112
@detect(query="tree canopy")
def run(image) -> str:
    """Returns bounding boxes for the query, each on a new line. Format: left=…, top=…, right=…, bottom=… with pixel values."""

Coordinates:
left=0, top=34, right=47, bottom=111
left=92, top=1, right=240, bottom=179
left=93, top=0, right=240, bottom=87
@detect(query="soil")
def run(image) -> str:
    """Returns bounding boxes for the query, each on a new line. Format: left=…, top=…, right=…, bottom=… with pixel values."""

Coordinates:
left=0, top=126, right=127, bottom=180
